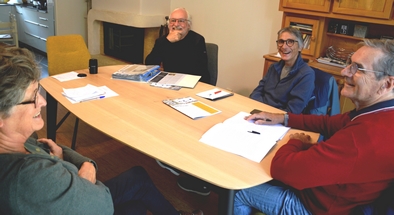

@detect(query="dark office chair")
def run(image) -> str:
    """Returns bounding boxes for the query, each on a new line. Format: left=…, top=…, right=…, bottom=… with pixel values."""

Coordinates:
left=304, top=67, right=340, bottom=116
left=206, top=43, right=218, bottom=86
left=46, top=34, right=91, bottom=150
left=303, top=67, right=340, bottom=141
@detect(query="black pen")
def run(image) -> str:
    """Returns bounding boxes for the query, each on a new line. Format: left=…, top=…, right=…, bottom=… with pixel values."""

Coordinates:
left=248, top=130, right=260, bottom=135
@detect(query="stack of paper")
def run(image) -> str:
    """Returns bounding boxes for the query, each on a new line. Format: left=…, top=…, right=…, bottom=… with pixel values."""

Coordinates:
left=62, top=84, right=107, bottom=103
left=196, top=88, right=234, bottom=101
left=200, top=112, right=290, bottom=162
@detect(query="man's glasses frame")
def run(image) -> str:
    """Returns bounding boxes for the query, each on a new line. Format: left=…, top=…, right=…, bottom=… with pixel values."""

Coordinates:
left=345, top=58, right=387, bottom=76
left=168, top=18, right=189, bottom=24
left=276, top=39, right=298, bottom=47
left=16, top=85, right=41, bottom=108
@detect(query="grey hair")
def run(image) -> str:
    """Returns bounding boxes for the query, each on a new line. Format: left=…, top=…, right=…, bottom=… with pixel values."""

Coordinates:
left=277, top=26, right=304, bottom=50
left=361, top=39, right=394, bottom=79
left=0, top=47, right=41, bottom=118
left=170, top=7, right=192, bottom=26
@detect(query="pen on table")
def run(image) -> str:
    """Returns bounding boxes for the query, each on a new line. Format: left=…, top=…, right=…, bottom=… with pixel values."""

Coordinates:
left=79, top=95, right=105, bottom=103
left=255, top=118, right=272, bottom=122
left=209, top=90, right=222, bottom=96
left=248, top=130, right=260, bottom=135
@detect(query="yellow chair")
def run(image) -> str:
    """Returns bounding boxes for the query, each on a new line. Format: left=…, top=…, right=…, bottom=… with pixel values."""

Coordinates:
left=0, top=13, right=18, bottom=47
left=46, top=34, right=91, bottom=149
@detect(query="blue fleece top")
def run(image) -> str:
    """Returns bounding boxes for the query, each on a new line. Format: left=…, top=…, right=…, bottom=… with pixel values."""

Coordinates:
left=250, top=53, right=315, bottom=114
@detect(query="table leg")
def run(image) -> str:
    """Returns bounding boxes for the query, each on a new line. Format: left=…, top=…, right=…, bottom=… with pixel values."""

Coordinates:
left=218, top=188, right=235, bottom=215
left=46, top=92, right=57, bottom=142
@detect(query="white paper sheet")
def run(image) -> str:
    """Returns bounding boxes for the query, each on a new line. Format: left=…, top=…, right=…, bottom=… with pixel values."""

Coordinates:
left=200, top=112, right=290, bottom=162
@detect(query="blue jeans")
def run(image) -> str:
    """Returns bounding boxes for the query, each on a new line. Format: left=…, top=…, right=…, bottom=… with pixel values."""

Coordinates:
left=104, top=166, right=179, bottom=215
left=234, top=180, right=312, bottom=215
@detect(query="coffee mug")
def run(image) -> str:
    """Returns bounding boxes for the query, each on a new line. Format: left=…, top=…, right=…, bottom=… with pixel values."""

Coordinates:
left=89, top=59, right=98, bottom=74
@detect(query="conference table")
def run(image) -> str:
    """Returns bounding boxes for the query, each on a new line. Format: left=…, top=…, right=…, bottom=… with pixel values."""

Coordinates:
left=40, top=65, right=318, bottom=215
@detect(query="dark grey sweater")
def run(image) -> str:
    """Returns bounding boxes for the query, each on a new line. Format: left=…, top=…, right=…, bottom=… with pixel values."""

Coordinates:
left=0, top=138, right=114, bottom=215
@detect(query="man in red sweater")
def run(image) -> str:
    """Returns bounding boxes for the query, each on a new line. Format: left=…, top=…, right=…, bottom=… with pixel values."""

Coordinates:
left=234, top=39, right=394, bottom=214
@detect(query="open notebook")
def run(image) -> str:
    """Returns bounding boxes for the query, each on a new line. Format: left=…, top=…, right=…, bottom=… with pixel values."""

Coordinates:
left=149, top=71, right=201, bottom=88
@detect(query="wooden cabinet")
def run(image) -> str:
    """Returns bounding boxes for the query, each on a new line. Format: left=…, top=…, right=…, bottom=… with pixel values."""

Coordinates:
left=278, top=0, right=394, bottom=61
left=262, top=0, right=394, bottom=113
left=282, top=0, right=331, bottom=12
left=332, top=0, right=394, bottom=19
left=283, top=15, right=324, bottom=57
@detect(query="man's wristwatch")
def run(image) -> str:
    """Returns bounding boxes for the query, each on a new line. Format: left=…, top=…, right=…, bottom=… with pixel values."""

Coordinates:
left=284, top=113, right=289, bottom=127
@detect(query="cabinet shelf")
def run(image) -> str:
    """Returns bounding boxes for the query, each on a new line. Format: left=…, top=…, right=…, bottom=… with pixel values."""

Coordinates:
left=326, top=33, right=364, bottom=41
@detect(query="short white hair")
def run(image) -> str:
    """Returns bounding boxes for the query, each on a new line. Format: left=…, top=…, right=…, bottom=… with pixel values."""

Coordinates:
left=170, top=7, right=192, bottom=25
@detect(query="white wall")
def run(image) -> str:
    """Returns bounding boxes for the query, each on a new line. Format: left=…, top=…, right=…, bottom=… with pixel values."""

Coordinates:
left=170, top=0, right=282, bottom=96
left=92, top=0, right=283, bottom=96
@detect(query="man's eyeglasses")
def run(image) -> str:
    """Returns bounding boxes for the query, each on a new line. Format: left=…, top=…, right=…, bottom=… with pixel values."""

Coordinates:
left=276, top=39, right=298, bottom=47
left=345, top=58, right=387, bottom=76
left=169, top=18, right=188, bottom=24
left=17, top=85, right=41, bottom=109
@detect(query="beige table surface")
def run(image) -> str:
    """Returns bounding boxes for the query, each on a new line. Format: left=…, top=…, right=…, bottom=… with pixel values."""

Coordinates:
left=40, top=65, right=318, bottom=214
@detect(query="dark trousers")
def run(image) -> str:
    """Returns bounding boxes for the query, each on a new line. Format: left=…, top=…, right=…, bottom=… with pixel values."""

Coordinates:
left=104, top=166, right=179, bottom=215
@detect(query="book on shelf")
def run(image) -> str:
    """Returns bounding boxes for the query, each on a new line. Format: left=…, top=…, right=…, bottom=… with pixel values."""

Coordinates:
left=163, top=96, right=221, bottom=120
left=196, top=88, right=234, bottom=101
left=316, top=57, right=346, bottom=68
left=199, top=111, right=290, bottom=162
left=290, top=22, right=312, bottom=32
left=303, top=34, right=311, bottom=50
left=112, top=64, right=160, bottom=82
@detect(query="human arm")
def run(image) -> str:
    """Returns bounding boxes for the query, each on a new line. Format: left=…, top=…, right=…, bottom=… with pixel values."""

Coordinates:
left=36, top=138, right=97, bottom=184
left=14, top=156, right=113, bottom=215
left=270, top=113, right=355, bottom=190
left=145, top=37, right=168, bottom=65
left=245, top=111, right=286, bottom=125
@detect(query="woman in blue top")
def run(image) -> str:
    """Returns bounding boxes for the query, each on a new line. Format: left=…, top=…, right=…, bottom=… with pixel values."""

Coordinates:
left=250, top=27, right=315, bottom=114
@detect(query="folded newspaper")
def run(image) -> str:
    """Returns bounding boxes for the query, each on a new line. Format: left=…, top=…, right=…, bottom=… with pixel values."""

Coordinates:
left=112, top=64, right=160, bottom=82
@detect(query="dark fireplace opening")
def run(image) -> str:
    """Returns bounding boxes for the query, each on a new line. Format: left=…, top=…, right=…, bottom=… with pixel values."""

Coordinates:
left=103, top=22, right=145, bottom=64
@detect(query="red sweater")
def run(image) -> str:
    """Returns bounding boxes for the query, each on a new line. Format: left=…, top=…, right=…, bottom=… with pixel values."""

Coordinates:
left=271, top=105, right=394, bottom=214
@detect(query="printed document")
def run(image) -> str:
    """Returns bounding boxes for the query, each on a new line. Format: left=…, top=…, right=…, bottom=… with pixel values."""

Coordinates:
left=163, top=97, right=221, bottom=119
left=149, top=72, right=201, bottom=88
left=200, top=112, right=290, bottom=162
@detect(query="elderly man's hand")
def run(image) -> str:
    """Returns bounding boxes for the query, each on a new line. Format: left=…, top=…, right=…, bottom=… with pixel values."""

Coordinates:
left=38, top=138, right=63, bottom=160
left=79, top=162, right=97, bottom=184
left=167, top=29, right=183, bottom=42
left=244, top=111, right=285, bottom=125
left=289, top=133, right=313, bottom=144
